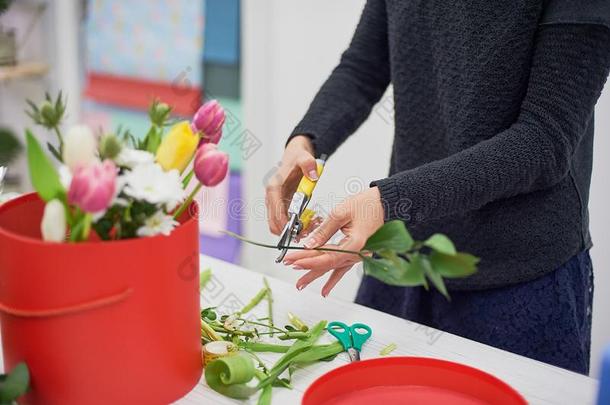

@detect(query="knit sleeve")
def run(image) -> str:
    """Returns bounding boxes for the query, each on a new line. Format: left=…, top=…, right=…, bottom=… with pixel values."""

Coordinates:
left=372, top=23, right=610, bottom=223
left=287, top=0, right=390, bottom=158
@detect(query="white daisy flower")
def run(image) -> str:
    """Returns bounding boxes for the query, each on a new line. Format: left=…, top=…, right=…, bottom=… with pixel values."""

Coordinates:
left=136, top=210, right=179, bottom=237
left=115, top=148, right=155, bottom=169
left=122, top=162, right=184, bottom=211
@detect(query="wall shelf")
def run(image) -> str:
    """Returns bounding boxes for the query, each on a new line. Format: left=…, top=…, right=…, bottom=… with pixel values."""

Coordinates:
left=0, top=61, right=48, bottom=82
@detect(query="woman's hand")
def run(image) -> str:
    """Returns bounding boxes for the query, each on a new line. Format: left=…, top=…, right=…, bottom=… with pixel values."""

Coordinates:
left=283, top=186, right=385, bottom=296
left=265, top=135, right=319, bottom=235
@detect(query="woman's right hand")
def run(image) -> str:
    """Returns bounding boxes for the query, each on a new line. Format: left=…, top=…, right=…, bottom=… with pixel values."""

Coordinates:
left=265, top=135, right=319, bottom=235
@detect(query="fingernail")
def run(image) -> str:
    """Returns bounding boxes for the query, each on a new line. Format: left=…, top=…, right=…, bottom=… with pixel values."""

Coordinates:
left=308, top=170, right=319, bottom=180
left=297, top=284, right=304, bottom=291
left=283, top=259, right=293, bottom=265
left=292, top=265, right=303, bottom=270
left=321, top=291, right=328, bottom=298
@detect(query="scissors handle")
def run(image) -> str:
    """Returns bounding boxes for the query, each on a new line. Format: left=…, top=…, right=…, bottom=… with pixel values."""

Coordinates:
left=349, top=323, right=372, bottom=351
left=328, top=321, right=352, bottom=350
left=296, top=159, right=325, bottom=198
left=327, top=321, right=372, bottom=352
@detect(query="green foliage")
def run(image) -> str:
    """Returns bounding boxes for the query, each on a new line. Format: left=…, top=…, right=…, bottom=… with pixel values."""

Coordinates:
left=429, top=251, right=479, bottom=278
left=148, top=99, right=172, bottom=127
left=25, top=92, right=67, bottom=159
left=98, top=133, right=122, bottom=160
left=0, top=127, right=21, bottom=166
left=226, top=220, right=479, bottom=300
left=25, top=92, right=66, bottom=131
left=136, top=99, right=173, bottom=154
left=25, top=130, right=64, bottom=202
left=92, top=199, right=157, bottom=240
left=359, top=220, right=478, bottom=299
left=0, top=362, right=29, bottom=404
left=0, top=0, right=12, bottom=15
left=205, top=354, right=259, bottom=399
left=364, top=220, right=413, bottom=252
left=423, top=233, right=456, bottom=255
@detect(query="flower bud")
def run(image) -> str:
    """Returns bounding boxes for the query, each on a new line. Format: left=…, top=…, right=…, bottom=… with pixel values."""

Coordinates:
left=193, top=143, right=229, bottom=187
left=155, top=121, right=198, bottom=173
left=68, top=160, right=117, bottom=213
left=99, top=133, right=122, bottom=160
left=40, top=101, right=57, bottom=126
left=41, top=199, right=66, bottom=242
left=63, top=125, right=98, bottom=171
left=191, top=100, right=225, bottom=144
left=149, top=100, right=172, bottom=126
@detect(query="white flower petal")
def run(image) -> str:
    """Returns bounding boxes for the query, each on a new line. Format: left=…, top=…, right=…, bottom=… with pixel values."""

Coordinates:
left=115, top=148, right=155, bottom=168
left=136, top=211, right=179, bottom=237
left=123, top=163, right=185, bottom=208
left=41, top=199, right=66, bottom=242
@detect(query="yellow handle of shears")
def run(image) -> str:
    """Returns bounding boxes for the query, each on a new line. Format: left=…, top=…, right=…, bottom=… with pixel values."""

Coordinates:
left=296, top=160, right=325, bottom=198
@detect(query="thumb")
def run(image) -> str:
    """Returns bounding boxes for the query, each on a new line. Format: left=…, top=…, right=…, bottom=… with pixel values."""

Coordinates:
left=297, top=155, right=319, bottom=181
left=304, top=208, right=347, bottom=249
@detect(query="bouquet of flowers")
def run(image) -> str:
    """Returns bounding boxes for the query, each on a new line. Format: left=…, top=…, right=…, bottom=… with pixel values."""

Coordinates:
left=24, top=93, right=229, bottom=242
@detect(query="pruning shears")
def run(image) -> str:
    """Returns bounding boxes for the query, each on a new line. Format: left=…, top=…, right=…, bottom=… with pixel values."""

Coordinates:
left=275, top=154, right=327, bottom=263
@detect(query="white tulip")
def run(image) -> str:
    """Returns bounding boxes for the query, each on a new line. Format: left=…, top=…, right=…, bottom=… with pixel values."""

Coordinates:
left=41, top=199, right=66, bottom=242
left=62, top=125, right=98, bottom=170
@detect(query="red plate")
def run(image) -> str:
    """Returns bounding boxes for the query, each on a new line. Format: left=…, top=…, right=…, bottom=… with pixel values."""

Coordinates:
left=302, top=357, right=527, bottom=405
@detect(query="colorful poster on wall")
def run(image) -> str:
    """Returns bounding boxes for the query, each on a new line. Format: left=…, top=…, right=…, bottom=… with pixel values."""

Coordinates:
left=86, top=0, right=204, bottom=84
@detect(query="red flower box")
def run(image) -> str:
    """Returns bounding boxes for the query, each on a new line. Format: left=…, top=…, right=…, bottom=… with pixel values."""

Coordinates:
left=0, top=193, right=202, bottom=404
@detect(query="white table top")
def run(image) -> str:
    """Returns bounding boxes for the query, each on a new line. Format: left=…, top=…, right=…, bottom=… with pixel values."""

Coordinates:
left=175, top=255, right=599, bottom=405
left=0, top=254, right=597, bottom=404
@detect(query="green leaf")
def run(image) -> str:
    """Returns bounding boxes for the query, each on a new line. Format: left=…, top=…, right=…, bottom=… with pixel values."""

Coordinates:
left=422, top=257, right=449, bottom=299
left=257, top=321, right=327, bottom=390
left=362, top=254, right=425, bottom=287
left=26, top=130, right=64, bottom=202
left=46, top=142, right=62, bottom=162
left=423, top=234, right=456, bottom=255
left=364, top=220, right=413, bottom=253
left=205, top=354, right=259, bottom=399
left=429, top=251, right=479, bottom=278
left=0, top=362, right=29, bottom=402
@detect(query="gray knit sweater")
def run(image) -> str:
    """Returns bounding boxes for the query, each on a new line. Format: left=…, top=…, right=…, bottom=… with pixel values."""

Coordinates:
left=289, top=0, right=610, bottom=289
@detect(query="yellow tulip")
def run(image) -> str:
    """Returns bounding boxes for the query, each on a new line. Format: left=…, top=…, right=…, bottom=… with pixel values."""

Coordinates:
left=155, top=121, right=198, bottom=173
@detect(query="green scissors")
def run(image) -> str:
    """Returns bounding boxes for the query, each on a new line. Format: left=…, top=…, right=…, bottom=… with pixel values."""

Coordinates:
left=327, top=321, right=373, bottom=362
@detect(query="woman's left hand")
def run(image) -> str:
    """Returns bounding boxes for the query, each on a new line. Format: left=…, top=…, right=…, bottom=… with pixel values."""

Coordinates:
left=283, top=186, right=385, bottom=296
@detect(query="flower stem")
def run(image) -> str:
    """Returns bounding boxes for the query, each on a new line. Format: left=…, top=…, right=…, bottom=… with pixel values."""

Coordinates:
left=263, top=278, right=274, bottom=337
left=222, top=230, right=365, bottom=256
left=238, top=287, right=268, bottom=315
left=53, top=126, right=64, bottom=157
left=174, top=183, right=202, bottom=219
left=237, top=318, right=285, bottom=334
left=182, top=167, right=195, bottom=189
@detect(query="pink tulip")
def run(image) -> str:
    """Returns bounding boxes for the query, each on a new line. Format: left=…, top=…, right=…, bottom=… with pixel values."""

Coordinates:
left=191, top=100, right=225, bottom=144
left=194, top=144, right=229, bottom=187
left=68, top=160, right=117, bottom=213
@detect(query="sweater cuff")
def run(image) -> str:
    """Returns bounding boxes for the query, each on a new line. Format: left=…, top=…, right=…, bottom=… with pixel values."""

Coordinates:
left=371, top=171, right=434, bottom=224
left=370, top=177, right=403, bottom=222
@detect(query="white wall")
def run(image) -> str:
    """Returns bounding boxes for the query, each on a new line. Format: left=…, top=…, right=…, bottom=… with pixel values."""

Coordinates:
left=242, top=0, right=610, bottom=377
left=590, top=83, right=610, bottom=377
left=242, top=0, right=388, bottom=300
